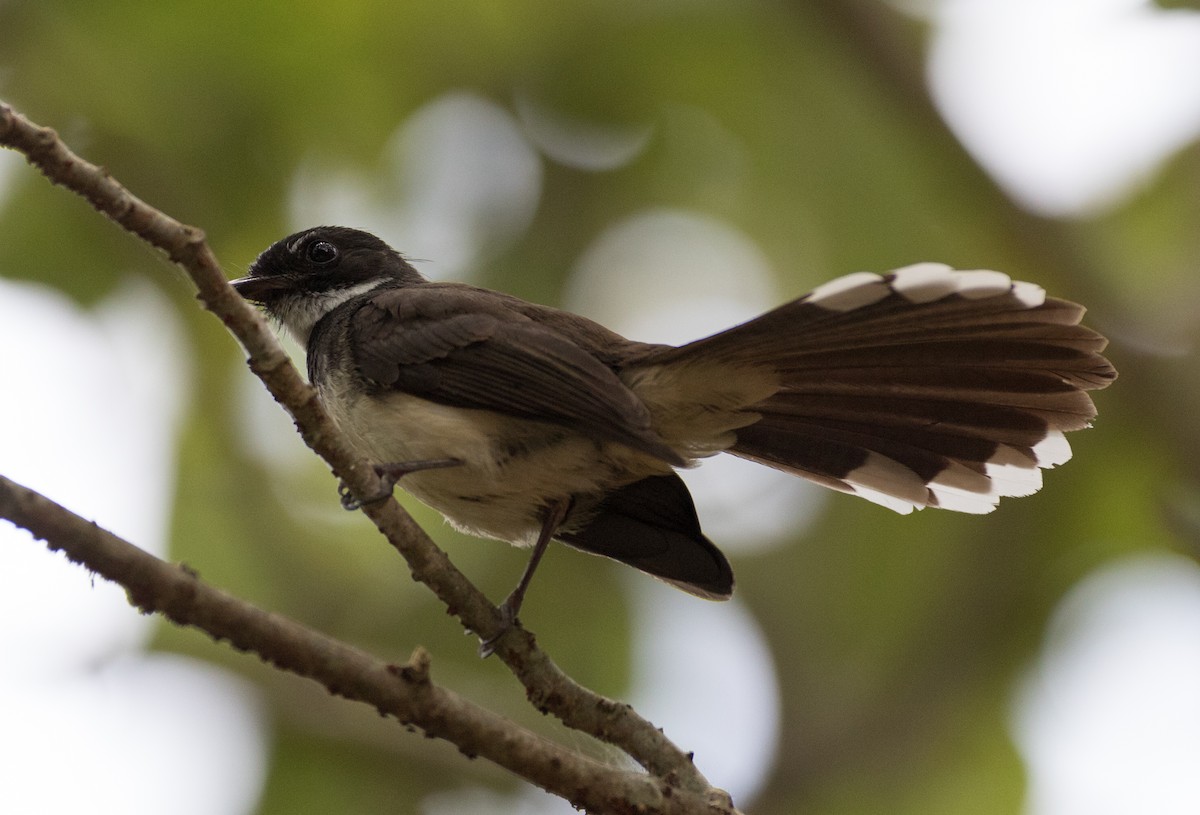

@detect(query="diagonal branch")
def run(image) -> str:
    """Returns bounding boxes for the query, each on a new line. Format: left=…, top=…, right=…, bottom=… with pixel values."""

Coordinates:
left=0, top=475, right=731, bottom=815
left=0, top=101, right=722, bottom=797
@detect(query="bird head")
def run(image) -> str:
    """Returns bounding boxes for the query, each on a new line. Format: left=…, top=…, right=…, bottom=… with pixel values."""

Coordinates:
left=232, top=226, right=423, bottom=346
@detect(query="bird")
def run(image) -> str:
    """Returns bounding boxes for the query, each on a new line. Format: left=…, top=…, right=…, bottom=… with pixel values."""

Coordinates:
left=232, top=226, right=1116, bottom=641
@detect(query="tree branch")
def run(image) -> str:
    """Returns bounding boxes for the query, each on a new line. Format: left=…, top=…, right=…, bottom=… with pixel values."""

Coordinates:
left=0, top=101, right=729, bottom=805
left=0, top=475, right=732, bottom=815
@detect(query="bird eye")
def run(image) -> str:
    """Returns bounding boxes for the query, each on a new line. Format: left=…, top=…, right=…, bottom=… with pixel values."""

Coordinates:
left=306, top=240, right=339, bottom=266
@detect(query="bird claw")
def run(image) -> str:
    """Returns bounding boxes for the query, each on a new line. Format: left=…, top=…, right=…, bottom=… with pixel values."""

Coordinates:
left=477, top=600, right=519, bottom=659
left=339, top=458, right=463, bottom=511
left=338, top=481, right=382, bottom=511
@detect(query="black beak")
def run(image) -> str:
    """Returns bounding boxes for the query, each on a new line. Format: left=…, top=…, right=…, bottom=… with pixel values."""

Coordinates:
left=230, top=274, right=290, bottom=304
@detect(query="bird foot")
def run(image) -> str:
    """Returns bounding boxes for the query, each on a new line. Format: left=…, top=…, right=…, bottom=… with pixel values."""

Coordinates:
left=339, top=458, right=462, bottom=510
left=477, top=596, right=519, bottom=659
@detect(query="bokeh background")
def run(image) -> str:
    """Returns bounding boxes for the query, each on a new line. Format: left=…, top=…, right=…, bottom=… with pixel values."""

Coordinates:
left=2, top=1, right=1199, bottom=813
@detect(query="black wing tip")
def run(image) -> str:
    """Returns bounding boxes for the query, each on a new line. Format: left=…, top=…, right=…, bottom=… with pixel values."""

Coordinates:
left=559, top=474, right=734, bottom=598
left=658, top=562, right=735, bottom=600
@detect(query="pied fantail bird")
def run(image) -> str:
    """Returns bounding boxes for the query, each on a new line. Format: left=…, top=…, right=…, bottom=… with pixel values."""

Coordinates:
left=233, top=227, right=1116, bottom=637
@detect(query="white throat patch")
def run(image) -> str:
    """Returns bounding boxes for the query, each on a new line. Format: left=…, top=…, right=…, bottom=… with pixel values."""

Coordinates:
left=276, top=279, right=387, bottom=347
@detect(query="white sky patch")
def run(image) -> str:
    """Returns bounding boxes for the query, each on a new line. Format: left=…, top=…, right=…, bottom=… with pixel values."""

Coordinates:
left=289, top=91, right=543, bottom=279
left=514, top=89, right=655, bottom=171
left=629, top=580, right=780, bottom=807
left=234, top=331, right=312, bottom=469
left=1012, top=554, right=1200, bottom=815
left=422, top=786, right=580, bottom=815
left=565, top=208, right=780, bottom=342
left=682, top=454, right=826, bottom=548
left=0, top=278, right=187, bottom=675
left=0, top=278, right=268, bottom=815
left=565, top=209, right=827, bottom=550
left=1, top=655, right=266, bottom=815
left=928, top=0, right=1200, bottom=216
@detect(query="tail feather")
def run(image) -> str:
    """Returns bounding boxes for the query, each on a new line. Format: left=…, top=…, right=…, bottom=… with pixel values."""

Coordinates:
left=759, top=388, right=1095, bottom=444
left=642, top=263, right=1116, bottom=515
left=775, top=365, right=1104, bottom=409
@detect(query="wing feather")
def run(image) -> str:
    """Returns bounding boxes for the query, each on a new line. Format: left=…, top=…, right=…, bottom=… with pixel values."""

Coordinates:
left=349, top=287, right=683, bottom=464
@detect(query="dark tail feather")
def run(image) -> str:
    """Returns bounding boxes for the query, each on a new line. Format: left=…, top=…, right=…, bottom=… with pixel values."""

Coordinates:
left=661, top=264, right=1117, bottom=514
left=559, top=474, right=733, bottom=599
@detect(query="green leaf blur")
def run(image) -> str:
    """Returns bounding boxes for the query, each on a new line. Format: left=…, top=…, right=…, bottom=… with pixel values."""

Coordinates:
left=0, top=1, right=1186, bottom=813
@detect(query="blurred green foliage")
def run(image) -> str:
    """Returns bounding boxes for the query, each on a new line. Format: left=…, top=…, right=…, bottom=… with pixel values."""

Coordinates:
left=1, top=1, right=1193, bottom=813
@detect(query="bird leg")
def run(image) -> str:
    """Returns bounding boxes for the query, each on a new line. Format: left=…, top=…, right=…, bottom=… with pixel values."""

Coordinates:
left=478, top=497, right=571, bottom=658
left=338, top=459, right=463, bottom=510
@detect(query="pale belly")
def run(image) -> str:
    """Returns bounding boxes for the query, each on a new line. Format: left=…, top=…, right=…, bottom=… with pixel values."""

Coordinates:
left=320, top=385, right=674, bottom=546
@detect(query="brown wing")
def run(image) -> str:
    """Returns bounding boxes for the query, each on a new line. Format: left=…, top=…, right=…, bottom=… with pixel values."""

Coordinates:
left=348, top=285, right=683, bottom=464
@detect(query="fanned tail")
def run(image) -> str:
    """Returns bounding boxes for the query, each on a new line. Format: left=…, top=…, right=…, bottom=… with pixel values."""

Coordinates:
left=643, top=263, right=1117, bottom=514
